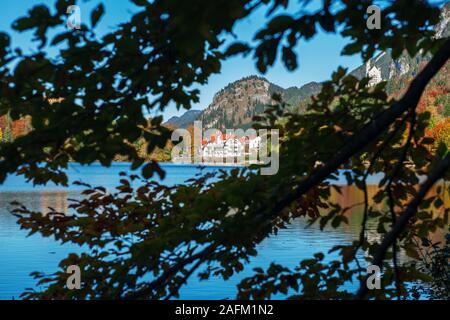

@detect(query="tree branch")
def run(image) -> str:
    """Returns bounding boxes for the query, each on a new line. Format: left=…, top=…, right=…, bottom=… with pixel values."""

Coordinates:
left=355, top=153, right=450, bottom=299
left=126, top=37, right=450, bottom=300
left=354, top=113, right=408, bottom=284
left=385, top=109, right=417, bottom=299
left=257, top=37, right=450, bottom=225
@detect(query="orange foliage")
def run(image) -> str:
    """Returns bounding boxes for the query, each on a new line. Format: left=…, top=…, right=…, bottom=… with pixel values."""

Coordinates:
left=11, top=117, right=31, bottom=138
left=426, top=118, right=450, bottom=151
left=0, top=115, right=32, bottom=139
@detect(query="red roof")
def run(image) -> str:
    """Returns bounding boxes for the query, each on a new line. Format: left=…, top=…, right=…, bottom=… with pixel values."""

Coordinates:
left=202, top=132, right=257, bottom=145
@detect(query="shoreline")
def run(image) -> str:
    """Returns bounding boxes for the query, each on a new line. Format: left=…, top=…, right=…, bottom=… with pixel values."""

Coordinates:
left=74, top=160, right=254, bottom=168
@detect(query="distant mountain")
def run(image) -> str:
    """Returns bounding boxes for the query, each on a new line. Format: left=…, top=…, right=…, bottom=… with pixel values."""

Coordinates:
left=164, top=76, right=321, bottom=130
left=269, top=81, right=322, bottom=109
left=169, top=2, right=450, bottom=130
left=348, top=46, right=436, bottom=91
left=200, top=76, right=322, bottom=129
left=350, top=2, right=450, bottom=89
left=201, top=76, right=272, bottom=129
left=436, top=1, right=450, bottom=38
left=165, top=110, right=202, bottom=128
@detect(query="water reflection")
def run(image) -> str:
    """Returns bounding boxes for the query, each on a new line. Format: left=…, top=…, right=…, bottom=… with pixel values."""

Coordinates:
left=0, top=191, right=81, bottom=299
left=0, top=165, right=448, bottom=299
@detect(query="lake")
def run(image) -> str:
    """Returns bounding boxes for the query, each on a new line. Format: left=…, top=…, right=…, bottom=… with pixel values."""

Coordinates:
left=0, top=163, right=446, bottom=299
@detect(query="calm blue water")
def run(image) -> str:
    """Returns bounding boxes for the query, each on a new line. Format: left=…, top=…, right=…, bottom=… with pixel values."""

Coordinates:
left=0, top=163, right=370, bottom=299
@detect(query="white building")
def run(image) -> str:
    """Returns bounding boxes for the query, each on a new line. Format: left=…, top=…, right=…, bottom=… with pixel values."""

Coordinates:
left=248, top=136, right=261, bottom=149
left=199, top=133, right=260, bottom=161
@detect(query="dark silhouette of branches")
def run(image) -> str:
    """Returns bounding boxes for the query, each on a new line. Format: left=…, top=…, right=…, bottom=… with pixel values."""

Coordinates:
left=356, top=152, right=450, bottom=299
left=385, top=109, right=417, bottom=299
left=4, top=1, right=449, bottom=300
left=128, top=38, right=450, bottom=299
left=354, top=112, right=409, bottom=285
left=253, top=37, right=450, bottom=228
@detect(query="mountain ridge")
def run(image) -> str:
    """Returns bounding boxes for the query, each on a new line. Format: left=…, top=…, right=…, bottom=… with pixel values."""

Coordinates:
left=165, top=3, right=450, bottom=130
left=165, top=110, right=202, bottom=128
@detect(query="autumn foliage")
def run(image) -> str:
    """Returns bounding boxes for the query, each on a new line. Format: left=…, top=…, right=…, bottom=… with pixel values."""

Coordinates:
left=0, top=115, right=31, bottom=142
left=415, top=61, right=450, bottom=151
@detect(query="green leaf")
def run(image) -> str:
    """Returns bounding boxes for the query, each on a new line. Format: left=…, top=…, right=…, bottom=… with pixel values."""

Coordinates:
left=91, top=3, right=105, bottom=28
left=224, top=42, right=250, bottom=57
left=434, top=197, right=443, bottom=209
left=436, top=142, right=448, bottom=158
left=405, top=246, right=420, bottom=260
left=131, top=0, right=148, bottom=6
left=267, top=15, right=294, bottom=32
left=282, top=46, right=297, bottom=71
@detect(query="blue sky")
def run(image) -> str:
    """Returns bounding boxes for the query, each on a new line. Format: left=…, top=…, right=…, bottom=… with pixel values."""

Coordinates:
left=0, top=0, right=366, bottom=119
